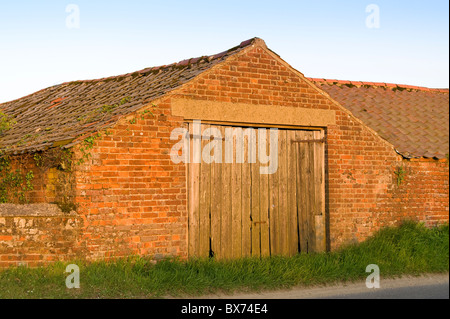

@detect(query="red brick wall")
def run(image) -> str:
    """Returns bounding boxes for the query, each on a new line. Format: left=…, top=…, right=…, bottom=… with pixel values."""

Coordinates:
left=72, top=101, right=187, bottom=261
left=386, top=159, right=449, bottom=226
left=1, top=154, right=43, bottom=204
left=326, top=114, right=448, bottom=248
left=1, top=152, right=75, bottom=205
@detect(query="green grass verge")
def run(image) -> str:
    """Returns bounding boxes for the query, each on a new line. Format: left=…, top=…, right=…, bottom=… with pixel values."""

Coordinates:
left=0, top=221, right=448, bottom=299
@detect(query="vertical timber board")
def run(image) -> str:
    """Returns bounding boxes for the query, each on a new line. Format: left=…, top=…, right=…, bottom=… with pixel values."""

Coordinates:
left=231, top=127, right=242, bottom=258
left=260, top=129, right=270, bottom=257
left=251, top=133, right=261, bottom=258
left=296, top=130, right=308, bottom=253
left=268, top=130, right=279, bottom=256
left=278, top=130, right=289, bottom=256
left=221, top=126, right=232, bottom=259
left=199, top=124, right=211, bottom=257
left=287, top=130, right=298, bottom=256
left=313, top=130, right=326, bottom=252
left=241, top=130, right=252, bottom=257
left=188, top=123, right=200, bottom=257
left=306, top=130, right=316, bottom=252
left=210, top=126, right=222, bottom=258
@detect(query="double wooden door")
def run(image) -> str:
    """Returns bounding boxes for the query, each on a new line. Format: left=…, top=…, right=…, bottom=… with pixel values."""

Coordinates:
left=187, top=123, right=326, bottom=259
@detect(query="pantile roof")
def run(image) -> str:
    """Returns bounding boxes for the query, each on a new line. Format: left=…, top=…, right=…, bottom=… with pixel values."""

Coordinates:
left=309, top=78, right=449, bottom=159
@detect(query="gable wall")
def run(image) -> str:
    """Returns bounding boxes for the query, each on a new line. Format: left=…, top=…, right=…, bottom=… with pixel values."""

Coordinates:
left=169, top=44, right=448, bottom=249
left=171, top=45, right=403, bottom=250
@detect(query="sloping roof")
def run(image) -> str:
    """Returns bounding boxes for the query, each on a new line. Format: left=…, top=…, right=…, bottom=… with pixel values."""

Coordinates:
left=309, top=78, right=449, bottom=159
left=0, top=38, right=257, bottom=154
left=1, top=38, right=448, bottom=160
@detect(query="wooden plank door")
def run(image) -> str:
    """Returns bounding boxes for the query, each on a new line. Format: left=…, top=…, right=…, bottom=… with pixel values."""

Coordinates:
left=292, top=129, right=326, bottom=253
left=187, top=123, right=326, bottom=258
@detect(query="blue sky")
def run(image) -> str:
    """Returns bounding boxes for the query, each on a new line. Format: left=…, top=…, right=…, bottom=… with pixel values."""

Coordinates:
left=0, top=0, right=448, bottom=103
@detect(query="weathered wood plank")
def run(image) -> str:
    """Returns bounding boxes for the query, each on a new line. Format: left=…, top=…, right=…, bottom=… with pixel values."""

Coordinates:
left=305, top=130, right=315, bottom=252
left=287, top=130, right=298, bottom=256
left=313, top=130, right=326, bottom=252
left=296, top=130, right=308, bottom=253
left=268, top=169, right=278, bottom=254
left=268, top=129, right=280, bottom=255
left=278, top=129, right=289, bottom=256
left=210, top=125, right=222, bottom=258
left=260, top=129, right=270, bottom=257
left=188, top=122, right=200, bottom=257
left=241, top=129, right=252, bottom=257
left=251, top=133, right=261, bottom=258
left=199, top=124, right=211, bottom=258
left=231, top=127, right=242, bottom=258
left=221, top=126, right=232, bottom=259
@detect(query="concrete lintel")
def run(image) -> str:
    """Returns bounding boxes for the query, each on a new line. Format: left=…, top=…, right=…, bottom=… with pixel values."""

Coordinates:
left=171, top=99, right=336, bottom=127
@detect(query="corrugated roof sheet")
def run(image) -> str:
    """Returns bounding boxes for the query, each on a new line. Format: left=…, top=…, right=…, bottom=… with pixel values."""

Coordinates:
left=309, top=78, right=449, bottom=159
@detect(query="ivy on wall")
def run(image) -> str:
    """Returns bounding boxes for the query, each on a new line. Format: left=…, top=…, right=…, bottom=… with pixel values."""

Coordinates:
left=394, top=165, right=407, bottom=187
left=0, top=101, right=156, bottom=205
left=0, top=111, right=30, bottom=203
left=0, top=154, right=34, bottom=203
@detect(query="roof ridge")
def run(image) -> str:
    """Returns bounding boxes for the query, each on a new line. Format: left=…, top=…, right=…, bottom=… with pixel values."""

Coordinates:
left=59, top=37, right=260, bottom=86
left=1, top=38, right=260, bottom=107
left=0, top=37, right=264, bottom=154
left=307, top=77, right=449, bottom=93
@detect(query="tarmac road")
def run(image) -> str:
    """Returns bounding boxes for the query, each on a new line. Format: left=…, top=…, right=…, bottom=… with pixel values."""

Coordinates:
left=317, top=281, right=449, bottom=299
left=194, top=273, right=449, bottom=299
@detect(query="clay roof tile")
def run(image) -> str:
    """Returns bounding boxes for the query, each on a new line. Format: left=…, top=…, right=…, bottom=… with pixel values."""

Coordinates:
left=308, top=78, right=449, bottom=159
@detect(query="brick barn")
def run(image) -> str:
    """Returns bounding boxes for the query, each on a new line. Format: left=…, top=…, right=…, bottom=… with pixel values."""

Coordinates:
left=0, top=38, right=448, bottom=267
